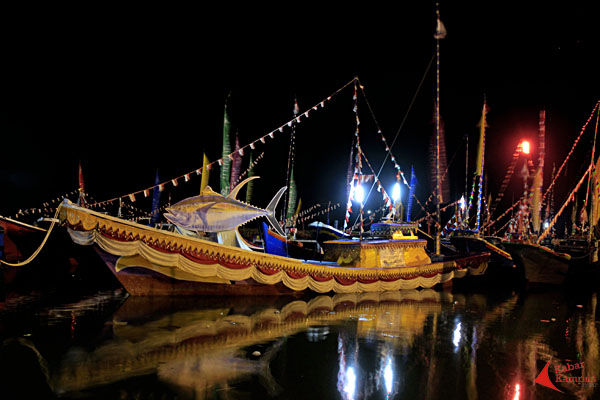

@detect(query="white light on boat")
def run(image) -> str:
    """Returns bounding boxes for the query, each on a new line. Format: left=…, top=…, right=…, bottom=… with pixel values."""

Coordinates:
left=459, top=195, right=465, bottom=210
left=354, top=185, right=365, bottom=203
left=543, top=221, right=549, bottom=229
left=392, top=182, right=401, bottom=202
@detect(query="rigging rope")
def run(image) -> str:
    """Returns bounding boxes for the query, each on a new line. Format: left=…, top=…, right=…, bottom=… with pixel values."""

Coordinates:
left=541, top=100, right=600, bottom=206
left=537, top=162, right=593, bottom=243
left=89, top=78, right=357, bottom=209
left=353, top=58, right=435, bottom=219
left=1, top=204, right=63, bottom=267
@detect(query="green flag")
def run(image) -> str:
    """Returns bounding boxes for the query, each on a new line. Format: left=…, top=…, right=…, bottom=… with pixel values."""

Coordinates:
left=245, top=152, right=255, bottom=204
left=286, top=166, right=297, bottom=223
left=220, top=99, right=232, bottom=195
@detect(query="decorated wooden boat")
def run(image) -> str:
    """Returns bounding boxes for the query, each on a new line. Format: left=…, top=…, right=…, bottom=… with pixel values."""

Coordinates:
left=59, top=201, right=489, bottom=296
left=500, top=240, right=571, bottom=285
left=448, top=230, right=519, bottom=283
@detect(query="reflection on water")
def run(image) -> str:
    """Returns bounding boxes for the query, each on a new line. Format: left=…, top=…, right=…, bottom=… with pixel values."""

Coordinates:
left=0, top=286, right=599, bottom=399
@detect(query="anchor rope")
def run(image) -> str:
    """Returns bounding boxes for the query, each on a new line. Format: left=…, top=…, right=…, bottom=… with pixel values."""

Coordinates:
left=1, top=204, right=63, bottom=267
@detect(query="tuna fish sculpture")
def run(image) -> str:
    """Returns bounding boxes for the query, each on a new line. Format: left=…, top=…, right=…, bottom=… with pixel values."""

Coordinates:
left=164, top=176, right=287, bottom=236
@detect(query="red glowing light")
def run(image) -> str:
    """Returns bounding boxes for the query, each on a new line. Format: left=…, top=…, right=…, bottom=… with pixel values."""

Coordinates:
left=521, top=141, right=530, bottom=154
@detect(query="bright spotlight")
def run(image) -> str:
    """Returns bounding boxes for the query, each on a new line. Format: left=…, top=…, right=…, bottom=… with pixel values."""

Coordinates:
left=521, top=141, right=530, bottom=154
left=392, top=182, right=401, bottom=202
left=354, top=185, right=365, bottom=203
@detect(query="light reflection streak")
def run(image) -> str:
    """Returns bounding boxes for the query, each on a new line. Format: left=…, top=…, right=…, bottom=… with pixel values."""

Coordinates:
left=343, top=366, right=356, bottom=400
left=453, top=321, right=462, bottom=348
left=384, top=358, right=393, bottom=394
left=512, top=383, right=520, bottom=400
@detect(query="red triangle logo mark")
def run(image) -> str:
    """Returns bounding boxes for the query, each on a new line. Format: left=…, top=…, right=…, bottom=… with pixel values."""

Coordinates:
left=535, top=359, right=563, bottom=393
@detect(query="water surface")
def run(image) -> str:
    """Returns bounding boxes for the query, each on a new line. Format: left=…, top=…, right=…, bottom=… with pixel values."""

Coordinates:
left=1, top=283, right=599, bottom=399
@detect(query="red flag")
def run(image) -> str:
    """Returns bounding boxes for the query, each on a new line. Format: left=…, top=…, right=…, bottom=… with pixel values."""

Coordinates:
left=78, top=162, right=85, bottom=192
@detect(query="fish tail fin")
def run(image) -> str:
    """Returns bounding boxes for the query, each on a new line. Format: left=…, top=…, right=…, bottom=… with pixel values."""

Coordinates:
left=228, top=176, right=260, bottom=199
left=265, top=187, right=287, bottom=236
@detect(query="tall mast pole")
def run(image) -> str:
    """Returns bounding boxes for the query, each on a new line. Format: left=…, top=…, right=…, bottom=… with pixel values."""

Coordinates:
left=434, top=4, right=445, bottom=255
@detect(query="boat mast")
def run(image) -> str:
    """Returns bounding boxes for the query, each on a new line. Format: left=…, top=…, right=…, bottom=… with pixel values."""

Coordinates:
left=434, top=4, right=446, bottom=254
left=532, top=110, right=545, bottom=236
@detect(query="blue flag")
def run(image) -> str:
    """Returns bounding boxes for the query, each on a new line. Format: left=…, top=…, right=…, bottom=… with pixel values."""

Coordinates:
left=150, top=169, right=161, bottom=226
left=406, top=166, right=418, bottom=221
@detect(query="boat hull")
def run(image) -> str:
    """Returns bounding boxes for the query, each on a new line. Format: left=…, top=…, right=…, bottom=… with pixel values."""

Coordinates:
left=450, top=235, right=520, bottom=283
left=501, top=241, right=570, bottom=285
left=60, top=202, right=489, bottom=296
left=94, top=246, right=299, bottom=296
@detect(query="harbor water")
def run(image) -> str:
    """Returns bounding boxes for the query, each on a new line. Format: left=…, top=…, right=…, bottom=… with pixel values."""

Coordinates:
left=1, top=272, right=599, bottom=400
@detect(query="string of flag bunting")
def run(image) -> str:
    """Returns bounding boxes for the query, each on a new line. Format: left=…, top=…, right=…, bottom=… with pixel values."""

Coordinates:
left=230, top=152, right=265, bottom=188
left=485, top=198, right=521, bottom=232
left=414, top=198, right=460, bottom=228
left=12, top=189, right=80, bottom=219
left=294, top=203, right=340, bottom=225
left=537, top=161, right=593, bottom=243
left=413, top=148, right=457, bottom=220
left=88, top=78, right=357, bottom=209
left=345, top=80, right=364, bottom=231
left=347, top=79, right=428, bottom=230
left=355, top=78, right=432, bottom=220
left=488, top=142, right=522, bottom=219
left=541, top=100, right=600, bottom=207
left=492, top=212, right=515, bottom=237
left=356, top=79, right=412, bottom=188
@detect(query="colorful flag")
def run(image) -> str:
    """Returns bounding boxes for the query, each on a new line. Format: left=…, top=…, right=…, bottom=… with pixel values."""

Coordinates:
left=230, top=133, right=242, bottom=188
left=286, top=166, right=297, bottom=223
left=150, top=169, right=161, bottom=226
left=78, top=161, right=85, bottom=193
left=475, top=99, right=488, bottom=233
left=200, top=153, right=210, bottom=192
left=406, top=166, right=418, bottom=221
left=245, top=151, right=255, bottom=204
left=592, top=156, right=600, bottom=229
left=220, top=96, right=232, bottom=195
left=77, top=161, right=86, bottom=206
left=434, top=16, right=447, bottom=39
left=475, top=100, right=487, bottom=176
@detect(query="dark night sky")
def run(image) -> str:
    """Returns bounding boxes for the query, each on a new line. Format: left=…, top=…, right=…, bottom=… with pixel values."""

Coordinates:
left=1, top=2, right=598, bottom=231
